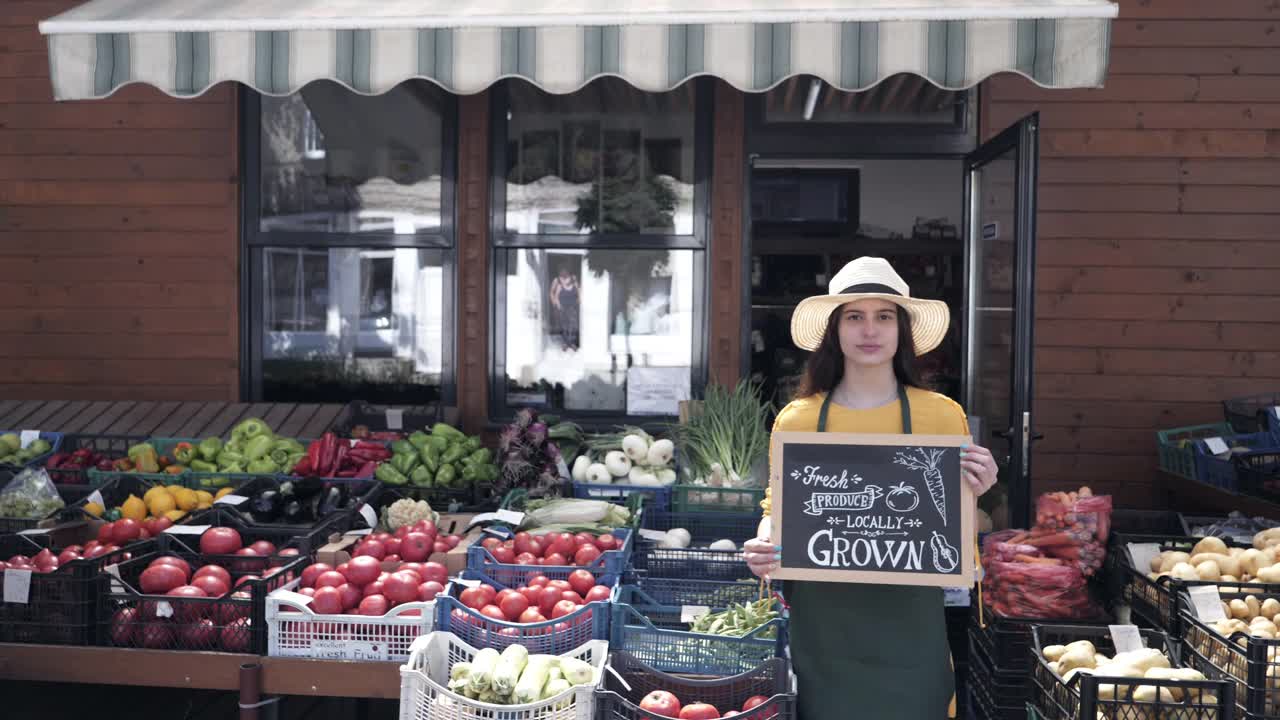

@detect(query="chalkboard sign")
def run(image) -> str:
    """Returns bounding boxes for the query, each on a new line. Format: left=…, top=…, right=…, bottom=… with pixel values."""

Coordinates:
left=768, top=432, right=975, bottom=588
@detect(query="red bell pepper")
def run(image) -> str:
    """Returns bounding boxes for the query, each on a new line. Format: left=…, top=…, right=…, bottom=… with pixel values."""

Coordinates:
left=356, top=461, right=378, bottom=478
left=332, top=443, right=349, bottom=475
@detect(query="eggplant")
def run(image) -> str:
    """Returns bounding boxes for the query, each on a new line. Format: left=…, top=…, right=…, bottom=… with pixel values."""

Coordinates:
left=289, top=477, right=325, bottom=501
left=249, top=490, right=282, bottom=523
left=281, top=498, right=306, bottom=524
left=317, top=485, right=343, bottom=517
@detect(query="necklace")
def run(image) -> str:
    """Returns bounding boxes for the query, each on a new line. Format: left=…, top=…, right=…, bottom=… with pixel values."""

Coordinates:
left=832, top=382, right=900, bottom=410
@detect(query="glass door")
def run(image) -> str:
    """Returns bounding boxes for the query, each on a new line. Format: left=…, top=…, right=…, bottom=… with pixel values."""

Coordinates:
left=963, top=114, right=1040, bottom=529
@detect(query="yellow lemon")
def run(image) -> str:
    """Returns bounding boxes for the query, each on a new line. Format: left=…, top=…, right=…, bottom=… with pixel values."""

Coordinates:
left=147, top=492, right=176, bottom=516
left=83, top=502, right=105, bottom=518
left=175, top=488, right=199, bottom=511
left=164, top=484, right=183, bottom=496
left=120, top=495, right=147, bottom=522
left=215, top=487, right=236, bottom=499
left=164, top=509, right=187, bottom=522
left=143, top=485, right=169, bottom=506
left=195, top=490, right=213, bottom=504
left=196, top=502, right=212, bottom=510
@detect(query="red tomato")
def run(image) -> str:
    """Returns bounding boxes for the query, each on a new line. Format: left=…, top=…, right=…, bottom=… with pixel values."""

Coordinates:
left=217, top=591, right=252, bottom=625
left=742, top=696, right=769, bottom=711
left=314, top=570, right=347, bottom=589
left=384, top=572, right=421, bottom=604
left=400, top=532, right=431, bottom=562
left=342, top=556, right=381, bottom=587
left=458, top=587, right=486, bottom=610
left=574, top=533, right=596, bottom=549
left=362, top=580, right=385, bottom=598
left=538, top=586, right=563, bottom=615
left=84, top=545, right=110, bottom=559
left=585, top=585, right=612, bottom=603
left=574, top=545, right=602, bottom=566
left=397, top=567, right=423, bottom=584
left=481, top=537, right=501, bottom=551
left=220, top=617, right=252, bottom=652
left=415, top=520, right=438, bottom=538
left=384, top=554, right=402, bottom=564
left=57, top=548, right=82, bottom=565
left=234, top=574, right=259, bottom=589
left=151, top=516, right=173, bottom=534
left=199, top=527, right=242, bottom=555
left=139, top=564, right=188, bottom=594
left=191, top=574, right=230, bottom=598
left=480, top=604, right=507, bottom=621
left=418, top=581, right=444, bottom=601
left=311, top=586, right=344, bottom=615
left=180, top=618, right=218, bottom=649
left=278, top=548, right=300, bottom=557
left=359, top=594, right=389, bottom=616
left=149, top=556, right=193, bottom=581
left=418, top=562, right=448, bottom=585
left=526, top=538, right=544, bottom=558
left=500, top=592, right=530, bottom=621
left=639, top=691, right=681, bottom=718
left=444, top=534, right=462, bottom=549
left=679, top=703, right=721, bottom=719
left=568, top=569, right=595, bottom=596
left=528, top=574, right=550, bottom=588
left=495, top=588, right=518, bottom=606
left=550, top=600, right=578, bottom=619
left=492, top=546, right=516, bottom=564
left=518, top=608, right=546, bottom=624
left=518, top=586, right=542, bottom=604
left=560, top=590, right=585, bottom=605
left=108, top=607, right=137, bottom=645
left=478, top=584, right=497, bottom=603
left=249, top=540, right=277, bottom=556
left=513, top=531, right=532, bottom=549
left=166, top=585, right=209, bottom=623
left=595, top=534, right=619, bottom=551
left=298, top=586, right=316, bottom=597
left=548, top=580, right=571, bottom=592
left=97, top=522, right=116, bottom=544
left=543, top=553, right=568, bottom=567
left=373, top=532, right=392, bottom=543
left=231, top=547, right=261, bottom=572
left=113, top=519, right=142, bottom=543
left=383, top=538, right=402, bottom=557
left=515, top=552, right=537, bottom=565
left=194, top=564, right=232, bottom=588
left=546, top=533, right=576, bottom=557
left=139, top=621, right=174, bottom=649
left=83, top=540, right=101, bottom=552
left=337, top=583, right=362, bottom=610
left=395, top=526, right=413, bottom=540
left=433, top=541, right=450, bottom=554
left=355, top=539, right=386, bottom=560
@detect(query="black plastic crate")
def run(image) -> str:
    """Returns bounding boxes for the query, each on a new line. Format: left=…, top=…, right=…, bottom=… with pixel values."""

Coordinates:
left=970, top=601, right=1111, bottom=675
left=203, top=475, right=371, bottom=537
left=1234, top=452, right=1280, bottom=504
left=97, top=548, right=305, bottom=654
left=594, top=651, right=796, bottom=720
left=1032, top=624, right=1234, bottom=720
left=1181, top=513, right=1280, bottom=545
left=0, top=531, right=154, bottom=645
left=1225, top=392, right=1280, bottom=435
left=42, top=433, right=148, bottom=490
left=1111, top=509, right=1185, bottom=536
left=158, top=504, right=348, bottom=557
left=969, top=635, right=1030, bottom=720
left=330, top=400, right=448, bottom=439
left=1181, top=589, right=1280, bottom=719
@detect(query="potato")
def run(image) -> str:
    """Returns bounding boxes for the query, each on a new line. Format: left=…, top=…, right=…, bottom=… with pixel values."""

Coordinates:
left=1230, top=547, right=1245, bottom=556
left=1262, top=598, right=1280, bottom=617
left=1240, top=549, right=1272, bottom=576
left=1161, top=552, right=1192, bottom=572
left=1197, top=561, right=1223, bottom=581
left=1257, top=565, right=1280, bottom=583
left=1171, top=563, right=1201, bottom=581
left=1254, top=627, right=1276, bottom=639
left=1194, top=537, right=1230, bottom=557
left=1248, top=595, right=1263, bottom=618
left=1059, top=645, right=1098, bottom=672
left=1043, top=644, right=1068, bottom=662
left=1222, top=575, right=1240, bottom=584
left=1255, top=528, right=1280, bottom=551
left=1143, top=667, right=1186, bottom=701
left=1150, top=555, right=1164, bottom=573
left=1231, top=599, right=1252, bottom=619
left=1253, top=620, right=1278, bottom=636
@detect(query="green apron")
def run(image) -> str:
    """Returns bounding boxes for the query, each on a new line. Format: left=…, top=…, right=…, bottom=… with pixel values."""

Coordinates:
left=783, top=387, right=955, bottom=720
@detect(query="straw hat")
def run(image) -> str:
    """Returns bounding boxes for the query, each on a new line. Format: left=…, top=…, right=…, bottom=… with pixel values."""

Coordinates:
left=790, top=257, right=950, bottom=355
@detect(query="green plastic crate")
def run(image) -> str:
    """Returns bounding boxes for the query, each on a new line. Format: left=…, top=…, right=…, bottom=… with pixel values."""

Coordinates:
left=672, top=483, right=765, bottom=513
left=151, top=437, right=280, bottom=489
left=1156, top=422, right=1232, bottom=481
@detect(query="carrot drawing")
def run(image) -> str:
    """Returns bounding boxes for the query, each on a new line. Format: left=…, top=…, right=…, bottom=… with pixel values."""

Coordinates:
left=894, top=448, right=948, bottom=525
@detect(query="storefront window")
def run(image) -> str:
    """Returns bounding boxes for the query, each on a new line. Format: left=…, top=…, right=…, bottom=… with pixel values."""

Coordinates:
left=245, top=82, right=456, bottom=404
left=492, top=79, right=709, bottom=419
left=503, top=79, right=696, bottom=236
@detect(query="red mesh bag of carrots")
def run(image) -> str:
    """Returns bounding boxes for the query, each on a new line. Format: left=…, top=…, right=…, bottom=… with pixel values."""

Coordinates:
left=1019, top=486, right=1112, bottom=577
left=981, top=529, right=1043, bottom=566
left=982, top=559, right=1101, bottom=620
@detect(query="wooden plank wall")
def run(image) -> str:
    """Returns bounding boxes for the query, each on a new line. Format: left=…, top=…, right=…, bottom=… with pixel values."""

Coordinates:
left=0, top=0, right=240, bottom=402
left=983, top=0, right=1280, bottom=506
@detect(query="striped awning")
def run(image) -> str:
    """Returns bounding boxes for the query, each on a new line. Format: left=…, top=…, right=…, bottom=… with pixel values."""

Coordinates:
left=39, top=0, right=1117, bottom=101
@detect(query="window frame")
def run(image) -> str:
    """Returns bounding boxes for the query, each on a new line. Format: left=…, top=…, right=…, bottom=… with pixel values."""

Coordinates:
left=487, top=78, right=715, bottom=426
left=239, top=86, right=459, bottom=405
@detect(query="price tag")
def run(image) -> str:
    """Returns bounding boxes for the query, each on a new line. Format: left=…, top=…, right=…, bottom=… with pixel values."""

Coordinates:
left=215, top=494, right=248, bottom=506
left=638, top=529, right=668, bottom=542
left=344, top=528, right=374, bottom=537
left=308, top=639, right=389, bottom=662
left=454, top=578, right=481, bottom=589
left=385, top=409, right=404, bottom=430
left=495, top=509, right=525, bottom=526
left=19, top=430, right=40, bottom=449
left=17, top=527, right=50, bottom=536
left=1109, top=624, right=1145, bottom=654
left=87, top=489, right=105, bottom=508
left=154, top=601, right=174, bottom=619
left=555, top=457, right=570, bottom=480
left=483, top=526, right=513, bottom=541
left=359, top=504, right=378, bottom=528
left=1204, top=437, right=1230, bottom=456
left=1127, top=543, right=1164, bottom=573
left=681, top=605, right=711, bottom=623
left=4, top=568, right=32, bottom=604
left=164, top=524, right=211, bottom=536
left=104, top=563, right=125, bottom=593
left=943, top=587, right=971, bottom=608
left=1188, top=585, right=1227, bottom=621
left=272, top=589, right=314, bottom=607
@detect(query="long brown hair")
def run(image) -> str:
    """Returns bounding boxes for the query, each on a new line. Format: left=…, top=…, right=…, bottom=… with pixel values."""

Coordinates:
left=796, top=303, right=925, bottom=399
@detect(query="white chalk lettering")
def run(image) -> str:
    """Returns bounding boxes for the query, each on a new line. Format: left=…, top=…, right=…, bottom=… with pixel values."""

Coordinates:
left=805, top=531, right=927, bottom=571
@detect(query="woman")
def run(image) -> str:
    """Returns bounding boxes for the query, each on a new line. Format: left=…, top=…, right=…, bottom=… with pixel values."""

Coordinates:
left=742, top=256, right=999, bottom=720
left=549, top=268, right=580, bottom=350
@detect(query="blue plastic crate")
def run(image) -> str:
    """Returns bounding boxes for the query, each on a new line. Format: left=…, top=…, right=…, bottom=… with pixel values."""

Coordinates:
left=640, top=510, right=761, bottom=544
left=433, top=569, right=616, bottom=654
left=630, top=574, right=771, bottom=608
left=0, top=430, right=63, bottom=469
left=1157, top=423, right=1232, bottom=481
left=466, top=527, right=633, bottom=582
left=1224, top=391, right=1280, bottom=436
left=571, top=481, right=672, bottom=511
left=610, top=585, right=788, bottom=676
left=1192, top=431, right=1280, bottom=490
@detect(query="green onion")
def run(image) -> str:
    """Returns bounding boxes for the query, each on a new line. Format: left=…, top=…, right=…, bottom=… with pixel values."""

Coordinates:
left=666, top=380, right=772, bottom=488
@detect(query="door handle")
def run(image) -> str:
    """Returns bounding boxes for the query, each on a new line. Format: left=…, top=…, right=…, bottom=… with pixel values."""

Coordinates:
left=993, top=428, right=1014, bottom=440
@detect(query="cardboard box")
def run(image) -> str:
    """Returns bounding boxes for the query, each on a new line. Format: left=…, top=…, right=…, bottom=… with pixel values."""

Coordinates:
left=317, top=513, right=481, bottom=576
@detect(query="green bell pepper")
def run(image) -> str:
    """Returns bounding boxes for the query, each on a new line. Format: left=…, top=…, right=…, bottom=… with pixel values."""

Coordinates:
left=172, top=442, right=199, bottom=465
left=426, top=435, right=449, bottom=454
left=431, top=423, right=466, bottom=442
left=216, top=450, right=246, bottom=469
left=391, top=440, right=416, bottom=456
left=407, top=431, right=430, bottom=450
left=267, top=439, right=305, bottom=467
left=198, top=437, right=223, bottom=462
left=461, top=464, right=480, bottom=484
left=231, top=418, right=272, bottom=444
left=435, top=463, right=457, bottom=488
left=244, top=434, right=274, bottom=462
left=464, top=448, right=492, bottom=466
left=247, top=458, right=277, bottom=474
left=441, top=444, right=467, bottom=465
left=410, top=465, right=434, bottom=487
left=418, top=444, right=441, bottom=473
left=189, top=459, right=218, bottom=473
left=104, top=508, right=122, bottom=521
left=29, top=439, right=52, bottom=455
left=285, top=452, right=305, bottom=473
left=463, top=437, right=482, bottom=453
left=220, top=461, right=245, bottom=473
left=390, top=452, right=419, bottom=475
left=375, top=463, right=409, bottom=486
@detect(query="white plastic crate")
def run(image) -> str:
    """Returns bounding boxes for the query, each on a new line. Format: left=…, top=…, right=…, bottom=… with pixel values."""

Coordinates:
left=398, top=631, right=608, bottom=720
left=266, top=585, right=435, bottom=662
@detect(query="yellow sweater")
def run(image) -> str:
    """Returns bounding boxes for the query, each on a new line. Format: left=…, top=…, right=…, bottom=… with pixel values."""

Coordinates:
left=760, top=386, right=970, bottom=515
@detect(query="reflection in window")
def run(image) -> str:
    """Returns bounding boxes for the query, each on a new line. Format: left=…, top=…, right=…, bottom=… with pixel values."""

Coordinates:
left=262, top=248, right=445, bottom=403
left=503, top=249, right=695, bottom=412
left=259, top=81, right=446, bottom=234
left=504, top=79, right=696, bottom=235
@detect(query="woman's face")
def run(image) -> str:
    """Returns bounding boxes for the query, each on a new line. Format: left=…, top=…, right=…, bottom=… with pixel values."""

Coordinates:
left=836, top=299, right=900, bottom=369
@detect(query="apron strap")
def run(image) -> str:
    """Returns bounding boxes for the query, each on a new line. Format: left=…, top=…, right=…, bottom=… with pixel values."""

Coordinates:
left=817, top=385, right=913, bottom=433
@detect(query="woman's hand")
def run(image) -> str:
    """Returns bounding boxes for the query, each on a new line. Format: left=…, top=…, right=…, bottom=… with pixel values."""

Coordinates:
left=743, top=537, right=781, bottom=578
left=961, top=443, right=999, bottom=496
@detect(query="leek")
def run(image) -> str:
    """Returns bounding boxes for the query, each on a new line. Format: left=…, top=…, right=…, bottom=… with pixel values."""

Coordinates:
left=514, top=655, right=557, bottom=704
left=492, top=644, right=529, bottom=696
left=467, top=647, right=501, bottom=694
left=541, top=678, right=572, bottom=700
left=558, top=657, right=594, bottom=685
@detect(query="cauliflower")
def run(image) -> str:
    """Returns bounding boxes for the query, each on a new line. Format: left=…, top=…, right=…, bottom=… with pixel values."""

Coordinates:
left=384, top=498, right=437, bottom=530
